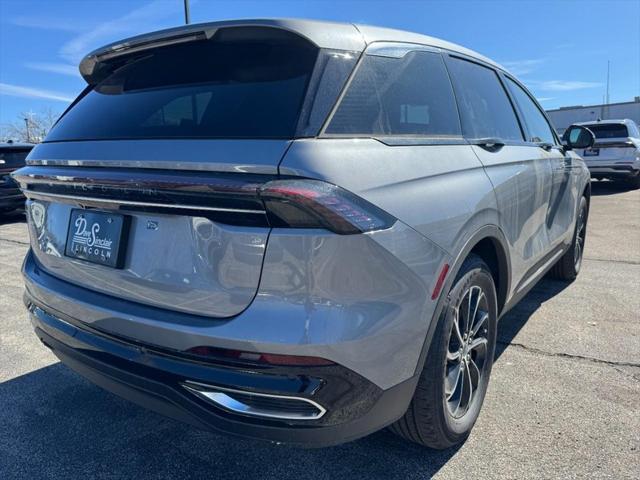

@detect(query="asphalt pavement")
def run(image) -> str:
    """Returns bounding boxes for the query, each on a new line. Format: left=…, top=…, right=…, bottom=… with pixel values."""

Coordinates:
left=1, top=180, right=638, bottom=479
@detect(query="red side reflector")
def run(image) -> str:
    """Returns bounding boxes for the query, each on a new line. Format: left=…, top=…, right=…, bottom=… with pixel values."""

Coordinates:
left=431, top=263, right=450, bottom=300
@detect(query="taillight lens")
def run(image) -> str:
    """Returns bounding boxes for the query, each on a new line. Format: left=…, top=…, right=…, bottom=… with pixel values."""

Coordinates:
left=259, top=179, right=396, bottom=235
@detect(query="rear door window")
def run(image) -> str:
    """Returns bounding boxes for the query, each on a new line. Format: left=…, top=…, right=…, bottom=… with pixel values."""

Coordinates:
left=505, top=77, right=556, bottom=144
left=46, top=28, right=319, bottom=141
left=325, top=51, right=461, bottom=136
left=446, top=57, right=523, bottom=141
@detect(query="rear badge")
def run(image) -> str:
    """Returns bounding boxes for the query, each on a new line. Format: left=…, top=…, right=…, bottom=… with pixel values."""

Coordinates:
left=146, top=220, right=159, bottom=230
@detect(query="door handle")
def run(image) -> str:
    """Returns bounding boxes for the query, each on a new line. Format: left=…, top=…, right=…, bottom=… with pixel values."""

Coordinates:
left=474, top=138, right=505, bottom=152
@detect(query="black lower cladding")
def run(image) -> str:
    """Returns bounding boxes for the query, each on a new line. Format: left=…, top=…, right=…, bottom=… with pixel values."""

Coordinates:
left=26, top=298, right=418, bottom=447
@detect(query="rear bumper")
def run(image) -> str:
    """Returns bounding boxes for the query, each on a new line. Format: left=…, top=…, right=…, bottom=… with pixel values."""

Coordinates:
left=23, top=253, right=420, bottom=447
left=587, top=164, right=640, bottom=179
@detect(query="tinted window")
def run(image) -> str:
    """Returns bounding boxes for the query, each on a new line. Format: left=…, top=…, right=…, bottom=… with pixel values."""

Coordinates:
left=47, top=29, right=318, bottom=141
left=582, top=124, right=629, bottom=139
left=447, top=57, right=523, bottom=141
left=326, top=51, right=460, bottom=136
left=505, top=78, right=555, bottom=144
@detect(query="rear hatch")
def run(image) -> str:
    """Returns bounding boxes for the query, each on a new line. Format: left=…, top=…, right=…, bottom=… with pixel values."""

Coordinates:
left=582, top=123, right=638, bottom=163
left=14, top=25, right=357, bottom=318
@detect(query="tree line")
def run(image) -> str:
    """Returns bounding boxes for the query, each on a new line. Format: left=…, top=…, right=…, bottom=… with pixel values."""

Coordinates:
left=1, top=108, right=60, bottom=143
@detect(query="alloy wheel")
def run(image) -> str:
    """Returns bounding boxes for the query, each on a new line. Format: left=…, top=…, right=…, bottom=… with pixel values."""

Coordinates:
left=574, top=205, right=586, bottom=270
left=444, top=285, right=490, bottom=419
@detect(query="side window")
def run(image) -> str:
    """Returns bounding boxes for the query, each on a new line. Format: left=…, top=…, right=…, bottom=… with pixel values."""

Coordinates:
left=505, top=77, right=556, bottom=144
left=446, top=57, right=523, bottom=141
left=326, top=51, right=461, bottom=136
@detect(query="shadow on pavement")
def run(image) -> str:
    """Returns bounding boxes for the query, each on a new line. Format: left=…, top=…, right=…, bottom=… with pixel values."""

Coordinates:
left=590, top=179, right=637, bottom=196
left=0, top=362, right=460, bottom=480
left=495, top=277, right=570, bottom=360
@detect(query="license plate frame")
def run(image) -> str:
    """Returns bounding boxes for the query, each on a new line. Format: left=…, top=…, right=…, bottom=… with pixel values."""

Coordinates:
left=64, top=209, right=130, bottom=268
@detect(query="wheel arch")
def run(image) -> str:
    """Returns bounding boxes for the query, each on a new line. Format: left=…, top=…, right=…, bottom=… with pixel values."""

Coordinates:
left=413, top=225, right=512, bottom=377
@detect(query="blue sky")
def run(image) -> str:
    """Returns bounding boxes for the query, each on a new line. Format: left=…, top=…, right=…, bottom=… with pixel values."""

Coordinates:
left=1, top=0, right=639, bottom=125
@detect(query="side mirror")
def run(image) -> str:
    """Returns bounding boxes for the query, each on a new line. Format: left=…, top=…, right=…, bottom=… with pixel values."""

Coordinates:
left=562, top=125, right=595, bottom=150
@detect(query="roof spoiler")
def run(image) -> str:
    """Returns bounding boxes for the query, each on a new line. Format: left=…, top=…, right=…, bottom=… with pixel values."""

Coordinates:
left=78, top=19, right=366, bottom=85
left=79, top=26, right=218, bottom=84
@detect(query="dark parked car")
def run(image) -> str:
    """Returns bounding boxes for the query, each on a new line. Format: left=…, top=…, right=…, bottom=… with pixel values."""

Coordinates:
left=0, top=141, right=33, bottom=214
left=13, top=19, right=593, bottom=448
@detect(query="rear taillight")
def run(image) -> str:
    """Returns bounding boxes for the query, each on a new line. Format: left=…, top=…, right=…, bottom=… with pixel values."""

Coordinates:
left=259, top=179, right=396, bottom=235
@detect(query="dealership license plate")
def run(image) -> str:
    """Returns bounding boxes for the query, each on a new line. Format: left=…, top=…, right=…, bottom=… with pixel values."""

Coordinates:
left=65, top=210, right=129, bottom=268
left=583, top=148, right=599, bottom=156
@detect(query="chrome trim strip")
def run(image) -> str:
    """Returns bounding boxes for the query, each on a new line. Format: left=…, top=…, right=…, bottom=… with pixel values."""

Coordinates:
left=182, top=381, right=327, bottom=421
left=366, top=41, right=440, bottom=58
left=23, top=190, right=265, bottom=215
left=25, top=158, right=278, bottom=174
left=516, top=249, right=564, bottom=294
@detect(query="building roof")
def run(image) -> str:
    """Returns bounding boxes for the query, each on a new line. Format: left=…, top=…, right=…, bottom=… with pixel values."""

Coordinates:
left=79, top=18, right=504, bottom=83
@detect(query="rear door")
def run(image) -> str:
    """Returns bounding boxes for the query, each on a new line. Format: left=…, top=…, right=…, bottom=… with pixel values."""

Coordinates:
left=444, top=55, right=553, bottom=290
left=502, top=75, right=578, bottom=246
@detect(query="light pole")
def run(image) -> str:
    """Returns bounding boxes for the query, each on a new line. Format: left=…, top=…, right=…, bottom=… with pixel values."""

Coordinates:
left=184, top=0, right=190, bottom=24
left=24, top=117, right=31, bottom=143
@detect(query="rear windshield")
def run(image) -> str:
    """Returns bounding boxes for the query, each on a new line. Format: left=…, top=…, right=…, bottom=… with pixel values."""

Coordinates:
left=46, top=28, right=319, bottom=141
left=584, top=124, right=629, bottom=139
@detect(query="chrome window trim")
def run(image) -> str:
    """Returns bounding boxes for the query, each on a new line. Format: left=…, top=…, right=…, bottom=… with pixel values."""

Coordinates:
left=365, top=41, right=441, bottom=58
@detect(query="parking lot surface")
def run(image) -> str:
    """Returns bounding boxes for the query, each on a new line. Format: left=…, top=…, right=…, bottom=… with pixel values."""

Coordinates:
left=1, top=181, right=639, bottom=480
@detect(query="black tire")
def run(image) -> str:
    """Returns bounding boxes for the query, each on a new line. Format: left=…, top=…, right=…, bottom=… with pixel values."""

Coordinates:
left=549, top=196, right=588, bottom=281
left=389, top=254, right=497, bottom=449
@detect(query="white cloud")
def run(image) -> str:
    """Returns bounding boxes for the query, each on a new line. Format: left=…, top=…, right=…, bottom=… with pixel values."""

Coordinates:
left=0, top=83, right=74, bottom=103
left=532, top=80, right=603, bottom=91
left=25, top=62, right=79, bottom=77
left=59, top=0, right=176, bottom=64
left=10, top=16, right=87, bottom=33
left=536, top=97, right=555, bottom=102
left=501, top=59, right=546, bottom=76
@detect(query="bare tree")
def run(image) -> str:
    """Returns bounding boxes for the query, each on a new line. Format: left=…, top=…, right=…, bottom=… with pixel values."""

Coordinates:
left=0, top=107, right=61, bottom=143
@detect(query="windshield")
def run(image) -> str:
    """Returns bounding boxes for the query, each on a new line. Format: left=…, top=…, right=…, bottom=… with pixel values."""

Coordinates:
left=47, top=28, right=320, bottom=141
left=584, top=123, right=629, bottom=139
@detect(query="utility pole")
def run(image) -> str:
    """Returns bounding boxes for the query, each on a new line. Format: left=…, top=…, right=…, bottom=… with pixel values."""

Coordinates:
left=24, top=117, right=31, bottom=143
left=183, top=0, right=190, bottom=24
left=604, top=60, right=610, bottom=120
left=606, top=60, right=610, bottom=105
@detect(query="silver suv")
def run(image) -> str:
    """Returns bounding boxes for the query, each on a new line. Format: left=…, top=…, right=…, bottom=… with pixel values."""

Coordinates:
left=13, top=19, right=594, bottom=448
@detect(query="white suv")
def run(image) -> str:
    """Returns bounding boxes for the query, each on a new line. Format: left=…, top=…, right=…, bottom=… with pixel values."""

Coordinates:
left=573, top=119, right=640, bottom=188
